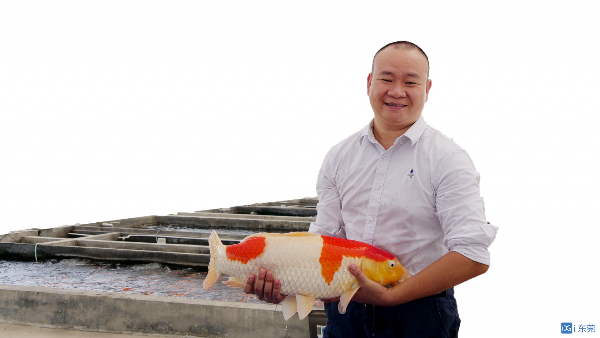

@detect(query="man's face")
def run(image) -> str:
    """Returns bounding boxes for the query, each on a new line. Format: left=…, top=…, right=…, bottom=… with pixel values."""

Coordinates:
left=367, top=47, right=432, bottom=131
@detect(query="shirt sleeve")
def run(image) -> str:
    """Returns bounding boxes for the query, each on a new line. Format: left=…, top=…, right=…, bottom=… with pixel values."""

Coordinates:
left=434, top=149, right=498, bottom=265
left=308, top=148, right=346, bottom=238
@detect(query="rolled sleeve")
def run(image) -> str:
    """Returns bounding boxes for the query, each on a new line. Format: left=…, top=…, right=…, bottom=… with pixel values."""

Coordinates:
left=443, top=222, right=498, bottom=265
left=435, top=150, right=498, bottom=265
left=308, top=149, right=346, bottom=238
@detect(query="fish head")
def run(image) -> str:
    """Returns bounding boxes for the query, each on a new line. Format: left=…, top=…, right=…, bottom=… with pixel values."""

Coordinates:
left=362, top=257, right=410, bottom=286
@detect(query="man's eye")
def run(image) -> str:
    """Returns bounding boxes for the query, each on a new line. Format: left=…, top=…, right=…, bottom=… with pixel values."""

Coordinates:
left=381, top=79, right=392, bottom=82
left=406, top=82, right=416, bottom=85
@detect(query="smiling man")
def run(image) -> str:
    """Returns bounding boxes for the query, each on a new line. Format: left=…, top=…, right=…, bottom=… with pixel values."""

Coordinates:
left=245, top=41, right=498, bottom=338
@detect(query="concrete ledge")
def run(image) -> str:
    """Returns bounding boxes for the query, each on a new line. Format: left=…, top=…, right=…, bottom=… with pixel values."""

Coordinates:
left=155, top=216, right=311, bottom=232
left=0, top=323, right=185, bottom=337
left=40, top=246, right=211, bottom=266
left=72, top=227, right=247, bottom=241
left=175, top=212, right=316, bottom=222
left=228, top=206, right=316, bottom=217
left=0, top=285, right=311, bottom=337
left=78, top=216, right=157, bottom=229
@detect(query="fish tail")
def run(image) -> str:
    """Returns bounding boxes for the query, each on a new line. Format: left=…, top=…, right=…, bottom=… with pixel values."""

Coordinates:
left=203, top=230, right=224, bottom=290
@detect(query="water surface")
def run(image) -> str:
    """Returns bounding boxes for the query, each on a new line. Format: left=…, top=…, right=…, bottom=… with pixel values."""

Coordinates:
left=0, top=259, right=259, bottom=303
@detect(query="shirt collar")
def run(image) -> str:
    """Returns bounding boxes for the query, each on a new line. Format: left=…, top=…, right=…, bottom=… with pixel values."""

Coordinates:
left=359, top=121, right=375, bottom=146
left=402, top=114, right=427, bottom=146
left=359, top=115, right=427, bottom=147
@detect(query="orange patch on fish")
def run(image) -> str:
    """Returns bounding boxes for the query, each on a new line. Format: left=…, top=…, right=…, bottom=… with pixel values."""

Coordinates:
left=319, top=237, right=364, bottom=285
left=225, top=236, right=266, bottom=263
left=319, top=236, right=395, bottom=285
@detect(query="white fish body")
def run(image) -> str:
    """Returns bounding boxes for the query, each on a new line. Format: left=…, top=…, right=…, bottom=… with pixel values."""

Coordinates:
left=202, top=231, right=409, bottom=320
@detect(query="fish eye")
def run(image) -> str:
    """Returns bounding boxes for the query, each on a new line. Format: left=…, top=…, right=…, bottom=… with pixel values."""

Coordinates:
left=388, top=260, right=395, bottom=268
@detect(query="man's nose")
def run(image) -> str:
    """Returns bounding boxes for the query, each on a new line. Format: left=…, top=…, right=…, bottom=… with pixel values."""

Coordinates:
left=387, top=84, right=407, bottom=98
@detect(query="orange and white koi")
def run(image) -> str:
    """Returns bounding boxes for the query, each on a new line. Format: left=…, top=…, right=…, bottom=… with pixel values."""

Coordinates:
left=202, top=231, right=410, bottom=320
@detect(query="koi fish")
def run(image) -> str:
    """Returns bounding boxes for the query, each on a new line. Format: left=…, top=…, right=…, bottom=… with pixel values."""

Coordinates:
left=202, top=231, right=410, bottom=320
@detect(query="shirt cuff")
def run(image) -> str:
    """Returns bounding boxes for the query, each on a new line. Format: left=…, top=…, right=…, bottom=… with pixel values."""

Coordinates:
left=450, top=244, right=492, bottom=265
left=308, top=222, right=346, bottom=238
left=445, top=223, right=499, bottom=266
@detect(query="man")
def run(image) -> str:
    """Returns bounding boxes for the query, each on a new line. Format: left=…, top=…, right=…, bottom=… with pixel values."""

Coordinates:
left=244, top=41, right=498, bottom=337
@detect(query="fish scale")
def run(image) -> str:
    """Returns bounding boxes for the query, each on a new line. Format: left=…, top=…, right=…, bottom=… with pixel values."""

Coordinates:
left=203, top=231, right=410, bottom=320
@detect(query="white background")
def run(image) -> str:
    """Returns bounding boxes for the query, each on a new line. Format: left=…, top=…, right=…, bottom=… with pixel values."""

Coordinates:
left=1, top=1, right=599, bottom=336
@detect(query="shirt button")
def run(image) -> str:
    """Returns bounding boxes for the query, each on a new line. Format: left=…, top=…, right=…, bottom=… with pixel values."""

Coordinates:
left=375, top=185, right=380, bottom=191
left=369, top=217, right=374, bottom=222
left=382, top=155, right=387, bottom=159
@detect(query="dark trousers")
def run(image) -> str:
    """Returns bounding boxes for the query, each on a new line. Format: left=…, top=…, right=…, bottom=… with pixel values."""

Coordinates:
left=323, top=288, right=460, bottom=338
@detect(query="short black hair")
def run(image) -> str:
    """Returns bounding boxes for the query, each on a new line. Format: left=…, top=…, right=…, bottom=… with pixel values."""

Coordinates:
left=371, top=41, right=429, bottom=77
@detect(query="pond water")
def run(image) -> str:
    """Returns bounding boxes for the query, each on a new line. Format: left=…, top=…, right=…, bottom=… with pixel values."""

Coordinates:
left=0, top=258, right=324, bottom=307
left=0, top=259, right=257, bottom=303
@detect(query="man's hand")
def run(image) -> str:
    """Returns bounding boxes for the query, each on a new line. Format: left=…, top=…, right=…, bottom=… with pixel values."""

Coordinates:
left=243, top=268, right=286, bottom=304
left=347, top=264, right=394, bottom=306
left=347, top=251, right=490, bottom=307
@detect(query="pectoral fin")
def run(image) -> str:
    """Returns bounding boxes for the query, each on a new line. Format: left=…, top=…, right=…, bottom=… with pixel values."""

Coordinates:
left=281, top=296, right=298, bottom=321
left=296, top=294, right=315, bottom=320
left=222, top=277, right=244, bottom=288
left=338, top=283, right=360, bottom=314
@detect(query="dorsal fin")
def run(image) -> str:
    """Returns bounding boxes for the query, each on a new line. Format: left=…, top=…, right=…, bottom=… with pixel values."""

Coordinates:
left=246, top=232, right=318, bottom=239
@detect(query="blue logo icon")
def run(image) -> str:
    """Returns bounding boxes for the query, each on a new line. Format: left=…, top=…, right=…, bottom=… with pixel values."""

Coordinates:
left=561, top=322, right=573, bottom=334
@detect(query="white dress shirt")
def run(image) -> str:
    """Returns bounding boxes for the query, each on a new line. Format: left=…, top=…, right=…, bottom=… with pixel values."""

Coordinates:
left=308, top=115, right=498, bottom=275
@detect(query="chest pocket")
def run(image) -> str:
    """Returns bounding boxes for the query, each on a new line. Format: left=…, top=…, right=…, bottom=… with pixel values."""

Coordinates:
left=395, top=168, right=417, bottom=217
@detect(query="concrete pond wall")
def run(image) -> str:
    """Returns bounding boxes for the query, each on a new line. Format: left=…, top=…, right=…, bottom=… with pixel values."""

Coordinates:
left=0, top=284, right=327, bottom=337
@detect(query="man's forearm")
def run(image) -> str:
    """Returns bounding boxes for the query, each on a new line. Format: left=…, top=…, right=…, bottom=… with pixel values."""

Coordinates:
left=389, top=251, right=488, bottom=305
left=351, top=251, right=489, bottom=306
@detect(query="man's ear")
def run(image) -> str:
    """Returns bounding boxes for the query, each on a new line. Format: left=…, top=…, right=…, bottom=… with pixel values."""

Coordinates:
left=367, top=73, right=373, bottom=96
left=425, top=79, right=432, bottom=102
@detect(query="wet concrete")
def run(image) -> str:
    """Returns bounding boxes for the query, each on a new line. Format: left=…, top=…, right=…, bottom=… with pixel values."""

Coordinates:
left=0, top=284, right=311, bottom=337
left=0, top=323, right=200, bottom=337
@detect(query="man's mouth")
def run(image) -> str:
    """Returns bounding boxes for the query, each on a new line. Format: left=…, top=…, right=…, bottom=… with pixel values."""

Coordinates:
left=385, top=103, right=407, bottom=107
